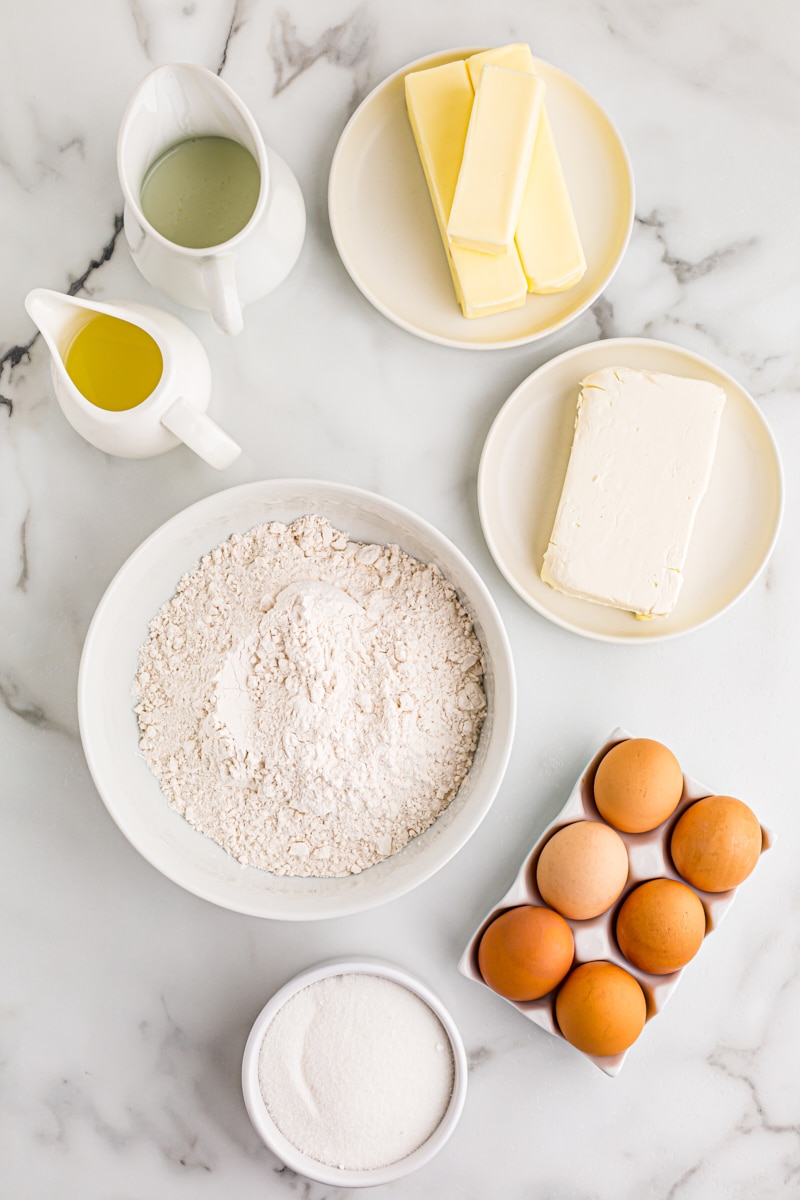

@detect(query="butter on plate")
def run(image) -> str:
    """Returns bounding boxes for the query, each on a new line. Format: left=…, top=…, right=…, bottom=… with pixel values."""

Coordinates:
left=447, top=64, right=545, bottom=256
left=405, top=61, right=528, bottom=319
left=541, top=367, right=726, bottom=618
left=466, top=45, right=586, bottom=294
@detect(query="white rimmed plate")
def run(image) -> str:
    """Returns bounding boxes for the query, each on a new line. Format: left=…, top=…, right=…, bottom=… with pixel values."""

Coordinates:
left=328, top=48, right=634, bottom=349
left=78, top=480, right=516, bottom=919
left=478, top=338, right=783, bottom=641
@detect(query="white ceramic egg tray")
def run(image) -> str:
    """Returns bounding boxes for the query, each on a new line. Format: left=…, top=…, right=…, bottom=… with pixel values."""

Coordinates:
left=458, top=727, right=773, bottom=1076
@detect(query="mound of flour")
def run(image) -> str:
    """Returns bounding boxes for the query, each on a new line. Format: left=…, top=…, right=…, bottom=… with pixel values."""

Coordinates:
left=134, top=515, right=486, bottom=877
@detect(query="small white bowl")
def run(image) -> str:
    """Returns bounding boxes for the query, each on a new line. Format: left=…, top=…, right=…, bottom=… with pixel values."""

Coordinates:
left=242, top=958, right=468, bottom=1187
left=78, top=479, right=516, bottom=919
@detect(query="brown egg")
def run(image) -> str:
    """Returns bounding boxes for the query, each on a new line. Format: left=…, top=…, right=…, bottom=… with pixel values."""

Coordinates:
left=594, top=738, right=684, bottom=833
left=536, top=820, right=629, bottom=920
left=478, top=905, right=575, bottom=1001
left=616, top=879, right=706, bottom=975
left=555, top=961, right=647, bottom=1056
left=671, top=795, right=762, bottom=892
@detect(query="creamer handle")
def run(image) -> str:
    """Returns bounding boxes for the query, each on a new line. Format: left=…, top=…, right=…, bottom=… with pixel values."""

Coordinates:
left=202, top=254, right=244, bottom=336
left=161, top=397, right=241, bottom=470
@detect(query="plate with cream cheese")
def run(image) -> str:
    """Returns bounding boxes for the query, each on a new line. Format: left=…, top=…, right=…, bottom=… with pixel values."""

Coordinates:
left=328, top=47, right=634, bottom=349
left=478, top=338, right=783, bottom=641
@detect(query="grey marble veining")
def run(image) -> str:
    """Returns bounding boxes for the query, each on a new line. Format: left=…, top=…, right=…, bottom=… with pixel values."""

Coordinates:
left=2, top=1, right=800, bottom=1197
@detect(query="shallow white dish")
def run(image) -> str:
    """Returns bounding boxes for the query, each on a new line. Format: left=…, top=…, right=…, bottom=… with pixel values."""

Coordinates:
left=328, top=47, right=634, bottom=350
left=242, top=957, right=468, bottom=1187
left=478, top=337, right=783, bottom=642
left=78, top=479, right=516, bottom=919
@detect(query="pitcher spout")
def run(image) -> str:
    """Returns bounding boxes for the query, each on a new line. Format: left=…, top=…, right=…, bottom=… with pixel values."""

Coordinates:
left=24, top=288, right=87, bottom=363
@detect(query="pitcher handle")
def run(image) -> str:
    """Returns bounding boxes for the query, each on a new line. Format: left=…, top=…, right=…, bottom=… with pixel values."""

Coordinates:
left=202, top=254, right=244, bottom=336
left=161, top=396, right=241, bottom=470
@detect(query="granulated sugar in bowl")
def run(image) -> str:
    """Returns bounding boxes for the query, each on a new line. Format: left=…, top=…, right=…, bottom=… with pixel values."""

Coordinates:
left=242, top=958, right=468, bottom=1187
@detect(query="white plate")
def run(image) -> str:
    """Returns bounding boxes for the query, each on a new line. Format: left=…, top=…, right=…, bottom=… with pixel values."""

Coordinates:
left=78, top=480, right=516, bottom=919
left=328, top=48, right=634, bottom=350
left=478, top=338, right=783, bottom=642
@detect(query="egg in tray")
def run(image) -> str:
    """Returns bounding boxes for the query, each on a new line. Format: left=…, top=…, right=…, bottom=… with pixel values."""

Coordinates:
left=459, top=729, right=771, bottom=1076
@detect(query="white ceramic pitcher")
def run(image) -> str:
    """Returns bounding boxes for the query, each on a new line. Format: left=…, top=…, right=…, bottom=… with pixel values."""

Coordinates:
left=117, top=63, right=306, bottom=336
left=25, top=288, right=241, bottom=468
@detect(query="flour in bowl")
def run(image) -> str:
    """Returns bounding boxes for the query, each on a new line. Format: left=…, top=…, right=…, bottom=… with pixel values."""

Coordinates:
left=133, top=515, right=486, bottom=877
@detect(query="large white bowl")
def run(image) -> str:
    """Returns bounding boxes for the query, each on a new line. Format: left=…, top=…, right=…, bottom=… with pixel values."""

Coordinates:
left=78, top=480, right=516, bottom=919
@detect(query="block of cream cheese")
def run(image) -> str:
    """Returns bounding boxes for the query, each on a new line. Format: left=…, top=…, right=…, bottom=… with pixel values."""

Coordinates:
left=467, top=45, right=586, bottom=293
left=405, top=61, right=527, bottom=318
left=446, top=64, right=545, bottom=256
left=541, top=368, right=726, bottom=617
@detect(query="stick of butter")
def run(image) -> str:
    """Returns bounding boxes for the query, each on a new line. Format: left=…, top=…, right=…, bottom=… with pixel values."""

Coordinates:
left=405, top=61, right=527, bottom=318
left=467, top=45, right=586, bottom=293
left=541, top=368, right=726, bottom=617
left=446, top=64, right=545, bottom=256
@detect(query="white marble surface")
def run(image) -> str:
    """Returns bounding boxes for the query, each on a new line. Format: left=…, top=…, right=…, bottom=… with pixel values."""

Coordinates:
left=2, top=1, right=799, bottom=1196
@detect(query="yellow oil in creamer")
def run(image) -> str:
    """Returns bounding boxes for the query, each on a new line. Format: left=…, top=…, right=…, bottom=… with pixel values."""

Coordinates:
left=64, top=313, right=163, bottom=412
